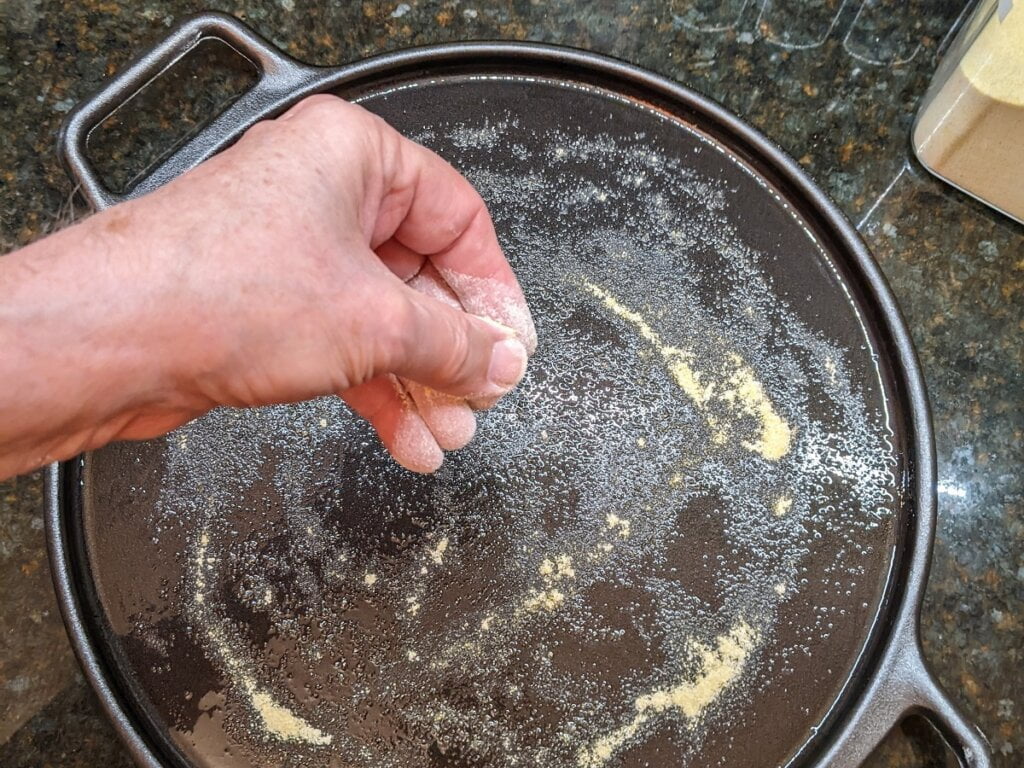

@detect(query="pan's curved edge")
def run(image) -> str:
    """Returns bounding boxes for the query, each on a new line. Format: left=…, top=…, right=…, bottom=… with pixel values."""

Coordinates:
left=601, top=44, right=991, bottom=768
left=549, top=41, right=988, bottom=768
left=46, top=17, right=989, bottom=768
left=45, top=459, right=167, bottom=768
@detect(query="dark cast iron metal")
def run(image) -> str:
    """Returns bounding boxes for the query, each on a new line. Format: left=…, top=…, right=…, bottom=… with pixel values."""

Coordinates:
left=48, top=12, right=990, bottom=768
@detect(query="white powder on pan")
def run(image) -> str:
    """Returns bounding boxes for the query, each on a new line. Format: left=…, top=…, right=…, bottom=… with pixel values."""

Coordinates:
left=159, top=87, right=900, bottom=768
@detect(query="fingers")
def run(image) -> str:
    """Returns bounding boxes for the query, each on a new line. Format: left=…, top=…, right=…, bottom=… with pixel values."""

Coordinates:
left=435, top=248, right=538, bottom=356
left=405, top=264, right=494, bottom=411
left=339, top=376, right=443, bottom=474
left=398, top=264, right=477, bottom=445
left=378, top=255, right=528, bottom=400
left=376, top=237, right=426, bottom=282
left=344, top=265, right=481, bottom=468
left=386, top=283, right=529, bottom=400
left=340, top=373, right=475, bottom=473
left=404, top=382, right=476, bottom=450
left=369, top=121, right=538, bottom=353
left=406, top=262, right=462, bottom=308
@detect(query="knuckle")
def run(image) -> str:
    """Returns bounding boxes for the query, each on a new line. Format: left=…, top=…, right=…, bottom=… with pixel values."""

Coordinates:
left=301, top=95, right=346, bottom=122
left=238, top=117, right=277, bottom=146
left=292, top=96, right=374, bottom=139
left=288, top=93, right=347, bottom=122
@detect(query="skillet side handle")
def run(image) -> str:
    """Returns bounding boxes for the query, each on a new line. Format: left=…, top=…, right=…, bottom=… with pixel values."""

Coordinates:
left=816, top=618, right=992, bottom=768
left=59, top=11, right=317, bottom=211
left=909, top=661, right=992, bottom=768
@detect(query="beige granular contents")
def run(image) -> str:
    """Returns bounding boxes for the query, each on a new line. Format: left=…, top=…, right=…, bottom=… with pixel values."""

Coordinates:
left=539, top=554, right=575, bottom=580
left=524, top=588, right=566, bottom=613
left=429, top=537, right=449, bottom=565
left=960, top=6, right=1024, bottom=106
left=774, top=495, right=793, bottom=517
left=583, top=282, right=792, bottom=461
left=524, top=553, right=575, bottom=613
left=605, top=513, right=632, bottom=538
left=191, top=529, right=332, bottom=748
left=363, top=573, right=378, bottom=587
left=723, top=355, right=792, bottom=461
left=578, top=621, right=758, bottom=767
left=250, top=691, right=332, bottom=746
left=638, top=621, right=757, bottom=717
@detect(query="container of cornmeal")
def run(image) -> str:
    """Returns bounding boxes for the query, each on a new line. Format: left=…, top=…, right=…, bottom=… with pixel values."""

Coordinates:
left=913, top=0, right=1024, bottom=223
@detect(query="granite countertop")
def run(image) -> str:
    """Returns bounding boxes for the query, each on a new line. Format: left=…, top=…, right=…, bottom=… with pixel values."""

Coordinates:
left=0, top=0, right=1020, bottom=766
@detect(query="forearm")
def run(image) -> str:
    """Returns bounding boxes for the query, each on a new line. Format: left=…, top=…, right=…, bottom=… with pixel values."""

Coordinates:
left=0, top=96, right=535, bottom=479
left=0, top=203, right=206, bottom=479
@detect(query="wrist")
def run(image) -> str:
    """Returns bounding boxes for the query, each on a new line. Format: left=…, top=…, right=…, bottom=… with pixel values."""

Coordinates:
left=0, top=201, right=211, bottom=466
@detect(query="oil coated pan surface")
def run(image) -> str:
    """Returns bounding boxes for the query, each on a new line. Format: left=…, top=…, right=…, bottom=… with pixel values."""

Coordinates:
left=49, top=13, right=991, bottom=768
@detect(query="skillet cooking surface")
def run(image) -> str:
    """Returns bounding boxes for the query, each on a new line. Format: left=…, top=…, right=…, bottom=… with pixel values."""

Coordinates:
left=78, top=71, right=907, bottom=768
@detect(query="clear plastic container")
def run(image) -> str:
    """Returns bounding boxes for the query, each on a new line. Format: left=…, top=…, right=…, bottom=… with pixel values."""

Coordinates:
left=913, top=0, right=1024, bottom=224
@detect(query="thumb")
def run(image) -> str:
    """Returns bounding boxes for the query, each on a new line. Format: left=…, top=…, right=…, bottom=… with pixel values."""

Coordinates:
left=383, top=282, right=529, bottom=400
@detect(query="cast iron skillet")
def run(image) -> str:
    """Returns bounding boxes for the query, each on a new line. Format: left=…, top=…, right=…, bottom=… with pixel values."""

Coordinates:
left=48, top=12, right=991, bottom=768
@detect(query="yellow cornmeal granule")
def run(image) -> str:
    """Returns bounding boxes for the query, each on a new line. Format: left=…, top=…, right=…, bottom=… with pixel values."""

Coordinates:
left=524, top=588, right=566, bottom=613
left=429, top=537, right=449, bottom=565
left=524, top=553, right=576, bottom=613
left=583, top=283, right=791, bottom=461
left=578, top=621, right=758, bottom=767
left=605, top=513, right=632, bottom=538
left=250, top=690, right=332, bottom=746
left=774, top=494, right=793, bottom=517
left=539, top=554, right=576, bottom=580
left=191, top=535, right=332, bottom=748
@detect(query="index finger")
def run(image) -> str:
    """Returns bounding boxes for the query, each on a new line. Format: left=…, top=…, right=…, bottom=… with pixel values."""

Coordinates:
left=372, top=121, right=538, bottom=353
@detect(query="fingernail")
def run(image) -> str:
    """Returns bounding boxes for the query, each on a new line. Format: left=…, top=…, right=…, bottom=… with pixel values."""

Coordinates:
left=476, top=314, right=517, bottom=337
left=487, top=338, right=528, bottom=391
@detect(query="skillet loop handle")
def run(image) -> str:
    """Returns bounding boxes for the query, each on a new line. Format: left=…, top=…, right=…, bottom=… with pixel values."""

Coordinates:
left=908, top=663, right=992, bottom=768
left=59, top=12, right=316, bottom=211
left=818, top=623, right=992, bottom=768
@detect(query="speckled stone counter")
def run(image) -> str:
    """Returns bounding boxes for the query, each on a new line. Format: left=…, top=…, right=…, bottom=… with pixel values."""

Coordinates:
left=0, top=1, right=1020, bottom=766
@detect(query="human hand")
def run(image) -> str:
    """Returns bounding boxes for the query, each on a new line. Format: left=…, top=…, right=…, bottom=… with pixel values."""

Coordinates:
left=0, top=94, right=535, bottom=477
